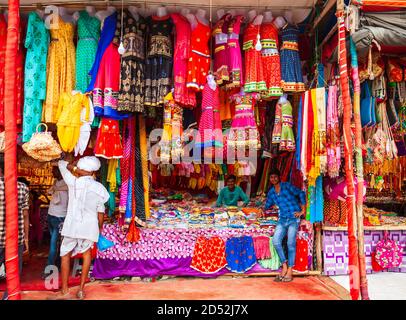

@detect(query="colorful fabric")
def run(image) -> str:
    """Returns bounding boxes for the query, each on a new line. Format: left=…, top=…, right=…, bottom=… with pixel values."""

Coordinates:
left=307, top=176, right=324, bottom=223
left=75, top=11, right=100, bottom=93
left=213, top=13, right=231, bottom=86
left=22, top=12, right=49, bottom=142
left=293, top=238, right=309, bottom=272
left=258, top=238, right=281, bottom=270
left=191, top=236, right=227, bottom=274
left=326, top=85, right=341, bottom=178
left=227, top=15, right=244, bottom=88
left=43, top=15, right=76, bottom=123
left=323, top=198, right=347, bottom=225
left=280, top=24, right=305, bottom=92
left=280, top=98, right=296, bottom=152
left=264, top=182, right=306, bottom=219
left=225, top=236, right=257, bottom=273
left=253, top=236, right=271, bottom=260
left=114, top=10, right=147, bottom=113
left=94, top=118, right=123, bottom=159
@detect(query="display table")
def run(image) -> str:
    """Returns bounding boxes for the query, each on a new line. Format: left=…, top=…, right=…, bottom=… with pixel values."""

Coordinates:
left=322, top=226, right=406, bottom=276
left=92, top=223, right=314, bottom=279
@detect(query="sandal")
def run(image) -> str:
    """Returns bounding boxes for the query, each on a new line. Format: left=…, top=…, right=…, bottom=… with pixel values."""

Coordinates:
left=281, top=277, right=293, bottom=282
left=76, top=290, right=86, bottom=300
left=47, top=291, right=74, bottom=300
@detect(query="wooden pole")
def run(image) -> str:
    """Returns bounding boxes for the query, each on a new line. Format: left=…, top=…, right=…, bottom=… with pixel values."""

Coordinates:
left=336, top=0, right=360, bottom=300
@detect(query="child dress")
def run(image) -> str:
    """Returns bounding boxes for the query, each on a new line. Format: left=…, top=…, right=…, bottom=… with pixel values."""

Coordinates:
left=243, top=20, right=266, bottom=93
left=227, top=15, right=244, bottom=88
left=197, top=84, right=223, bottom=148
left=228, top=92, right=261, bottom=150
left=260, top=22, right=283, bottom=97
left=279, top=98, right=296, bottom=151
left=280, top=24, right=305, bottom=92
left=212, top=13, right=231, bottom=86
left=94, top=118, right=123, bottom=159
left=187, top=18, right=211, bottom=91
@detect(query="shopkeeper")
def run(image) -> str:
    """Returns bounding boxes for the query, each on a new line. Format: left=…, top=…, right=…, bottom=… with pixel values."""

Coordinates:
left=215, top=175, right=250, bottom=207
left=264, top=169, right=306, bottom=283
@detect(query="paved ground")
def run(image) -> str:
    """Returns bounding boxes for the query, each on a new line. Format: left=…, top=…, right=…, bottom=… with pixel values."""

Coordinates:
left=18, top=276, right=349, bottom=300
left=331, top=273, right=406, bottom=300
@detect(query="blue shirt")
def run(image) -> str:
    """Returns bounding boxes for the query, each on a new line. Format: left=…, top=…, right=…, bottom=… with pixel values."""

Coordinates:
left=265, top=182, right=306, bottom=219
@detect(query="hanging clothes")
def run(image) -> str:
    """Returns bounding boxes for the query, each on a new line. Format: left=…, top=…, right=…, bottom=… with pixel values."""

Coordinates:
left=0, top=14, right=6, bottom=131
left=171, top=13, right=196, bottom=107
left=272, top=100, right=282, bottom=145
left=94, top=118, right=123, bottom=159
left=74, top=95, right=95, bottom=156
left=227, top=15, right=244, bottom=89
left=243, top=19, right=266, bottom=93
left=56, top=92, right=90, bottom=153
left=225, top=236, right=257, bottom=273
left=327, top=85, right=341, bottom=178
left=197, top=84, right=223, bottom=148
left=187, top=17, right=211, bottom=91
left=260, top=22, right=282, bottom=97
left=115, top=10, right=146, bottom=113
left=212, top=13, right=231, bottom=86
left=280, top=23, right=305, bottom=92
left=43, top=15, right=76, bottom=123
left=228, top=92, right=261, bottom=150
left=22, top=12, right=49, bottom=142
left=119, top=118, right=133, bottom=217
left=258, top=238, right=281, bottom=270
left=75, top=11, right=100, bottom=93
left=279, top=98, right=296, bottom=152
left=134, top=116, right=146, bottom=221
left=144, top=15, right=173, bottom=107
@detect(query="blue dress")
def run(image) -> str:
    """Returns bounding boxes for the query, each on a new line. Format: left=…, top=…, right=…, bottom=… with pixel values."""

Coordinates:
left=225, top=236, right=257, bottom=273
left=280, top=24, right=305, bottom=92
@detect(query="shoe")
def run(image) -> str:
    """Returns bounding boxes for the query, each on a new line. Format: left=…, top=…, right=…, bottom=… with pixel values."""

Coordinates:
left=274, top=275, right=284, bottom=282
left=281, top=277, right=293, bottom=282
left=47, top=291, right=74, bottom=300
left=76, top=290, right=86, bottom=300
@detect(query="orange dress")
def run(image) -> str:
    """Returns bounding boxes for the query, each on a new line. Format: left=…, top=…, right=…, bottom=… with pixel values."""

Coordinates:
left=187, top=19, right=211, bottom=91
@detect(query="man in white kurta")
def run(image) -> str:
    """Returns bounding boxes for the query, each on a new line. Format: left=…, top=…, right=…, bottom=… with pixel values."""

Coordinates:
left=50, top=156, right=109, bottom=300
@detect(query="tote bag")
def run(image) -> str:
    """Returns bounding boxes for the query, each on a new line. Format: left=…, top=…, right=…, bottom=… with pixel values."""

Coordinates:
left=361, top=82, right=376, bottom=128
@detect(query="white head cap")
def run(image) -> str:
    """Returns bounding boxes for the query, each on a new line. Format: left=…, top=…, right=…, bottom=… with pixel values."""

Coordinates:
left=77, top=156, right=101, bottom=172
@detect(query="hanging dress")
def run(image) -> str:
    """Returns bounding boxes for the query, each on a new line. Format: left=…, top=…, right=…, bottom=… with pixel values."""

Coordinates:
left=171, top=13, right=196, bottom=107
left=144, top=15, right=173, bottom=107
left=191, top=236, right=227, bottom=274
left=94, top=118, right=123, bottom=159
left=22, top=12, right=49, bottom=142
left=227, top=15, right=244, bottom=89
left=43, top=15, right=76, bottom=123
left=228, top=92, right=261, bottom=150
left=225, top=236, right=257, bottom=273
left=75, top=11, right=100, bottom=93
left=279, top=98, right=296, bottom=152
left=280, top=23, right=305, bottom=92
left=260, top=22, right=282, bottom=97
left=243, top=20, right=266, bottom=93
left=197, top=84, right=223, bottom=148
left=186, top=17, right=211, bottom=91
left=212, top=13, right=231, bottom=86
left=115, top=10, right=147, bottom=113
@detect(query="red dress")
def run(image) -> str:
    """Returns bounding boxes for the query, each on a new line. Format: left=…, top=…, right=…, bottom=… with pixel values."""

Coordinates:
left=187, top=18, right=211, bottom=91
left=94, top=118, right=123, bottom=159
left=243, top=20, right=266, bottom=93
left=227, top=15, right=244, bottom=88
left=191, top=236, right=227, bottom=274
left=293, top=238, right=309, bottom=273
left=213, top=13, right=231, bottom=86
left=260, top=22, right=283, bottom=97
left=171, top=13, right=196, bottom=107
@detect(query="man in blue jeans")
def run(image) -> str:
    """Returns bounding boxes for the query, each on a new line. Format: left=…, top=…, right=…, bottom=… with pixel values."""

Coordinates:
left=265, top=169, right=306, bottom=282
left=42, top=166, right=68, bottom=279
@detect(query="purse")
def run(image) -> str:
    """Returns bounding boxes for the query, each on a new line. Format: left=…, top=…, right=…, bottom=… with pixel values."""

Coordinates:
left=361, top=82, right=376, bottom=128
left=374, top=231, right=403, bottom=269
left=22, top=123, right=62, bottom=162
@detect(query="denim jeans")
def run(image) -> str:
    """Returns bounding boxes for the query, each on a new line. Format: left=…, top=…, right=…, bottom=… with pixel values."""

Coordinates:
left=272, top=217, right=300, bottom=267
left=0, top=244, right=24, bottom=300
left=46, top=215, right=65, bottom=268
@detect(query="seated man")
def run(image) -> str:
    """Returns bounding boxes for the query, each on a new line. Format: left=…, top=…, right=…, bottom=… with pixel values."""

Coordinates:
left=215, top=175, right=249, bottom=207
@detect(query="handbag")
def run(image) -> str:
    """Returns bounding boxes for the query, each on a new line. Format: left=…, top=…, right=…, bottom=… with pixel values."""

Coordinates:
left=361, top=82, right=376, bottom=128
left=22, top=123, right=62, bottom=162
left=374, top=231, right=403, bottom=269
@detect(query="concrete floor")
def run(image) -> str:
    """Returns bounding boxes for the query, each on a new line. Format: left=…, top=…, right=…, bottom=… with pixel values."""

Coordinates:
left=330, top=273, right=406, bottom=300
left=20, top=276, right=350, bottom=300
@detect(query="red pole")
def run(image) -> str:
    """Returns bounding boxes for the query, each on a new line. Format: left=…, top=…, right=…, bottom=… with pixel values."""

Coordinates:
left=4, top=0, right=21, bottom=300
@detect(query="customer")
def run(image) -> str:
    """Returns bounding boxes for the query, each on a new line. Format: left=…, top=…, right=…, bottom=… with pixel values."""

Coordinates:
left=215, top=175, right=249, bottom=207
left=264, top=169, right=306, bottom=282
left=42, top=166, right=68, bottom=278
left=49, top=156, right=109, bottom=300
left=0, top=157, right=30, bottom=300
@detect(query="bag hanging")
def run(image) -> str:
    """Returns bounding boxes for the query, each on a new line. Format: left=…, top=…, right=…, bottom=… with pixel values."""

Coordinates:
left=22, top=123, right=62, bottom=162
left=386, top=83, right=399, bottom=127
left=361, top=81, right=376, bottom=128
left=374, top=231, right=403, bottom=269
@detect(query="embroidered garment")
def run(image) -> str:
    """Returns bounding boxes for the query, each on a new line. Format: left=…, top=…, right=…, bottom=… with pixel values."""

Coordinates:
left=144, top=15, right=173, bottom=107
left=94, top=118, right=123, bottom=159
left=279, top=98, right=296, bottom=152
left=212, top=13, right=231, bottom=86
left=227, top=15, right=244, bottom=88
left=253, top=236, right=271, bottom=260
left=258, top=238, right=281, bottom=270
left=114, top=10, right=147, bottom=113
left=225, top=236, right=257, bottom=273
left=191, top=236, right=227, bottom=274
left=326, top=85, right=341, bottom=177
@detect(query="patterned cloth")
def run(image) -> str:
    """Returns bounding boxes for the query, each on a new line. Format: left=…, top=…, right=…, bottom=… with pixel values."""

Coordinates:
left=191, top=236, right=227, bottom=274
left=0, top=178, right=30, bottom=247
left=227, top=15, right=244, bottom=88
left=225, top=236, right=257, bottom=273
left=213, top=13, right=231, bottom=86
left=265, top=182, right=306, bottom=219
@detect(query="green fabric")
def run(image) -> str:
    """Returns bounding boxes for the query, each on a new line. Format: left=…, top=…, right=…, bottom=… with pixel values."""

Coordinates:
left=75, top=11, right=100, bottom=93
left=258, top=239, right=281, bottom=270
left=216, top=186, right=249, bottom=207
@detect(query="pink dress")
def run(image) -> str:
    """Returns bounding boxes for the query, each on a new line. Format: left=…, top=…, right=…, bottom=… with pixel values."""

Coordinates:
left=228, top=93, right=261, bottom=150
left=227, top=15, right=244, bottom=88
left=171, top=13, right=196, bottom=107
left=198, top=84, right=223, bottom=149
left=213, top=13, right=231, bottom=86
